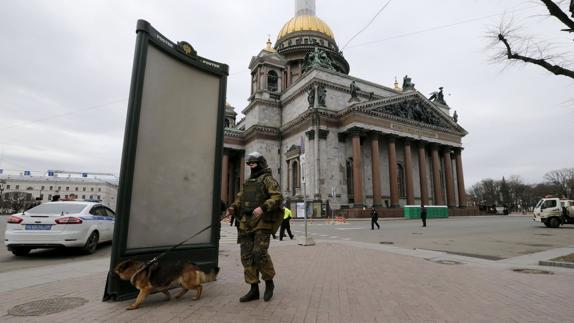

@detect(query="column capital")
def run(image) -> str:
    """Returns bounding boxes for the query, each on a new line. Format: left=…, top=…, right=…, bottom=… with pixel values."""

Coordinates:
left=367, top=131, right=382, bottom=140
left=347, top=126, right=367, bottom=137
left=416, top=140, right=428, bottom=149
left=383, top=133, right=398, bottom=143
left=440, top=145, right=454, bottom=154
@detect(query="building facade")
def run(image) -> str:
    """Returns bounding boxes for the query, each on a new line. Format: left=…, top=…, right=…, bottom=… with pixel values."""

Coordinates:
left=0, top=174, right=118, bottom=209
left=221, top=0, right=469, bottom=215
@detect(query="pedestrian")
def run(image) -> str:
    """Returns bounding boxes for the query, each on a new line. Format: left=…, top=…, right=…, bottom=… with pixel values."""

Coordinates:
left=371, top=206, right=380, bottom=230
left=226, top=152, right=283, bottom=302
left=420, top=204, right=427, bottom=227
left=279, top=204, right=294, bottom=240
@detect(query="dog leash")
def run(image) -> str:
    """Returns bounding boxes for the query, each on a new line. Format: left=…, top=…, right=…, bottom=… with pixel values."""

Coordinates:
left=129, top=222, right=216, bottom=285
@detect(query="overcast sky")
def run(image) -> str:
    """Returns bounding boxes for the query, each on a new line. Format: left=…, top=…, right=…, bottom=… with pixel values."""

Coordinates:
left=0, top=0, right=572, bottom=188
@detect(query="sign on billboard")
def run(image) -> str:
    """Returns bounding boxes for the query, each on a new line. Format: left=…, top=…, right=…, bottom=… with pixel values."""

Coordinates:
left=104, top=20, right=228, bottom=301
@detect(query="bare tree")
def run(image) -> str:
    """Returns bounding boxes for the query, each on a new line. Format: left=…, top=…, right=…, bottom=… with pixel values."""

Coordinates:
left=543, top=167, right=574, bottom=198
left=488, top=0, right=574, bottom=80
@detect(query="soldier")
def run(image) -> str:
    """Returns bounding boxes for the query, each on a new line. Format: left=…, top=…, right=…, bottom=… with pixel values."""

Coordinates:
left=226, top=152, right=283, bottom=302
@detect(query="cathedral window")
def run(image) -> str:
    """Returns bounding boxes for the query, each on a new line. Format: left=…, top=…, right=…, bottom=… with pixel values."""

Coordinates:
left=267, top=70, right=278, bottom=92
left=303, top=38, right=308, bottom=44
left=296, top=38, right=301, bottom=45
left=291, top=160, right=300, bottom=196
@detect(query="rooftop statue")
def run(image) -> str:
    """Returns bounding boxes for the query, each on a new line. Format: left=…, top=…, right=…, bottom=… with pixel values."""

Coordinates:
left=429, top=87, right=447, bottom=105
left=307, top=86, right=315, bottom=107
left=318, top=85, right=326, bottom=107
left=349, top=81, right=361, bottom=102
left=402, top=75, right=415, bottom=91
left=302, top=47, right=335, bottom=73
left=453, top=110, right=458, bottom=123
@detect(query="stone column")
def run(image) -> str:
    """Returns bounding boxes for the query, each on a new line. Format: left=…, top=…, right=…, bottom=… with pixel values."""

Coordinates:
left=430, top=145, right=444, bottom=205
left=370, top=134, right=382, bottom=207
left=227, top=159, right=235, bottom=203
left=417, top=142, right=429, bottom=206
left=442, top=147, right=456, bottom=208
left=239, top=154, right=245, bottom=191
left=221, top=150, right=229, bottom=204
left=404, top=140, right=415, bottom=205
left=387, top=136, right=399, bottom=208
left=455, top=148, right=467, bottom=208
left=352, top=132, right=363, bottom=207
left=287, top=65, right=292, bottom=88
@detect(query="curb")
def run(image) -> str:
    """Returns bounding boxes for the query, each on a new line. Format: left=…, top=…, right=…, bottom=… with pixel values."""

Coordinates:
left=538, top=260, right=574, bottom=269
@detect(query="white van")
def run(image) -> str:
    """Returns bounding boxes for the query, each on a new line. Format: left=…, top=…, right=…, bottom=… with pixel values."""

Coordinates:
left=533, top=197, right=574, bottom=228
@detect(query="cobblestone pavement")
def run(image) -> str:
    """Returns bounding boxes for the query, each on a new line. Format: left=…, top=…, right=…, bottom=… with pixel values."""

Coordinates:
left=1, top=235, right=573, bottom=323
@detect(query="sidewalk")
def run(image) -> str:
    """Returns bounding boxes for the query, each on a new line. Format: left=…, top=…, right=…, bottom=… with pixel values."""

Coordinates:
left=1, top=238, right=573, bottom=322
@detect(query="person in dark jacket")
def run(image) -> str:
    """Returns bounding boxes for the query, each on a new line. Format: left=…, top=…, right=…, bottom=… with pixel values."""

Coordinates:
left=420, top=204, right=427, bottom=227
left=226, top=152, right=283, bottom=303
left=371, top=206, right=380, bottom=230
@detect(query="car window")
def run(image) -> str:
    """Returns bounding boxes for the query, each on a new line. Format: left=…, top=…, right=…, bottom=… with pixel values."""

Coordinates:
left=543, top=200, right=557, bottom=208
left=103, top=207, right=116, bottom=217
left=27, top=203, right=88, bottom=214
left=90, top=206, right=107, bottom=216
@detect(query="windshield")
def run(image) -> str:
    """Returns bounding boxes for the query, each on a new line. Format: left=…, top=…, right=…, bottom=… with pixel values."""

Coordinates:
left=26, top=203, right=88, bottom=215
left=535, top=199, right=544, bottom=208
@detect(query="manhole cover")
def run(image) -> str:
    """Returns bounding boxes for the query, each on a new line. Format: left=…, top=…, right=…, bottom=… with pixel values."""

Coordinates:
left=8, top=297, right=88, bottom=316
left=512, top=268, right=553, bottom=275
left=429, top=259, right=463, bottom=265
left=379, top=241, right=394, bottom=244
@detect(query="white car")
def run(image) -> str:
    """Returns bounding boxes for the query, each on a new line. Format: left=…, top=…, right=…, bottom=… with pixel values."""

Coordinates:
left=4, top=201, right=115, bottom=256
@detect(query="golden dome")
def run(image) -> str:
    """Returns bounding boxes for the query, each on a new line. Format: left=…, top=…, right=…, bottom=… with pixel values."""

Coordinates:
left=277, top=15, right=335, bottom=41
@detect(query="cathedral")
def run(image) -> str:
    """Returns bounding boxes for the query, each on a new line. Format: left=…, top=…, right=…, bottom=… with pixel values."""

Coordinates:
left=221, top=0, right=470, bottom=217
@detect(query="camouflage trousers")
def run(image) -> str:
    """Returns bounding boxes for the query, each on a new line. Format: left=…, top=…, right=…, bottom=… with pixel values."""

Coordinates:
left=238, top=229, right=275, bottom=284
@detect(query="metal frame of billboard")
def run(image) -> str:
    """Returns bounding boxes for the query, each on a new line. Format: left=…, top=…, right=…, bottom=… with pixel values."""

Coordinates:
left=104, top=20, right=228, bottom=301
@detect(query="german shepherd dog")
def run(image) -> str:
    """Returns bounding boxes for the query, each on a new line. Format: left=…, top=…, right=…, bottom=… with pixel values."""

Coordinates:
left=114, top=259, right=219, bottom=310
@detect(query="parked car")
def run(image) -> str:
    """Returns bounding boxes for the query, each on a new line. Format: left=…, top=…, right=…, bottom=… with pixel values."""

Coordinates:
left=4, top=201, right=115, bottom=256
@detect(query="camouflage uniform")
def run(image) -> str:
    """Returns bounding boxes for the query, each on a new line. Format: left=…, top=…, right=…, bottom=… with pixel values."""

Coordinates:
left=230, top=166, right=283, bottom=284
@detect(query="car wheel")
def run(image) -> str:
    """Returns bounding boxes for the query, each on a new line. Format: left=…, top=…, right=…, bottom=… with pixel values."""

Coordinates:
left=11, top=247, right=31, bottom=256
left=548, top=217, right=561, bottom=228
left=83, top=231, right=99, bottom=254
left=543, top=221, right=551, bottom=227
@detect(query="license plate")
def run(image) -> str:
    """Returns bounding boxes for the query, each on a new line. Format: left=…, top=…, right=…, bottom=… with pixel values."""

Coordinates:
left=25, top=224, right=52, bottom=230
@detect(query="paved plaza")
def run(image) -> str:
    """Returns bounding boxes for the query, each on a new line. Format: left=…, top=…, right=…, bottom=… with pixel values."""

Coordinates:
left=1, top=218, right=574, bottom=323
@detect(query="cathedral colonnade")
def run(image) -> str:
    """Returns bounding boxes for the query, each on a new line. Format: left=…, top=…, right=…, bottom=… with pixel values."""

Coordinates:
left=347, top=129, right=466, bottom=208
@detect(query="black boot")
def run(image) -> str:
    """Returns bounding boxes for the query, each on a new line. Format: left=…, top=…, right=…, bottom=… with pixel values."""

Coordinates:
left=239, top=283, right=259, bottom=302
left=263, top=280, right=274, bottom=302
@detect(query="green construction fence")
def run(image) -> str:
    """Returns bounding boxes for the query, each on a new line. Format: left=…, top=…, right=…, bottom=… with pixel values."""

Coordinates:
left=403, top=205, right=448, bottom=219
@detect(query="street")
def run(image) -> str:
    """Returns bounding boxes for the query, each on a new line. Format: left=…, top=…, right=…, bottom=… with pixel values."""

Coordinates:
left=2, top=214, right=573, bottom=273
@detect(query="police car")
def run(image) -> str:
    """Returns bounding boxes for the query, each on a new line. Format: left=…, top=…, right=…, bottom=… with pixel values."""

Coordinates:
left=4, top=201, right=115, bottom=256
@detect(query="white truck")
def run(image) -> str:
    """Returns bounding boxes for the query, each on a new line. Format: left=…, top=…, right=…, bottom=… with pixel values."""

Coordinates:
left=533, top=197, right=574, bottom=228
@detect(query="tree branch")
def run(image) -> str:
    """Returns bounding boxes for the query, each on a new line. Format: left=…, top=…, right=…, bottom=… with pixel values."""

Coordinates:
left=498, top=33, right=574, bottom=79
left=540, top=0, right=574, bottom=31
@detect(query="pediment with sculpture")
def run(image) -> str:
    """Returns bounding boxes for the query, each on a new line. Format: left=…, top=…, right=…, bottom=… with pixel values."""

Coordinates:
left=362, top=95, right=464, bottom=134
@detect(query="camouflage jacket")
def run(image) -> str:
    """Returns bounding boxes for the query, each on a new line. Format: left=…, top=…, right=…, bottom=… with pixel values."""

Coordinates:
left=230, top=168, right=283, bottom=232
